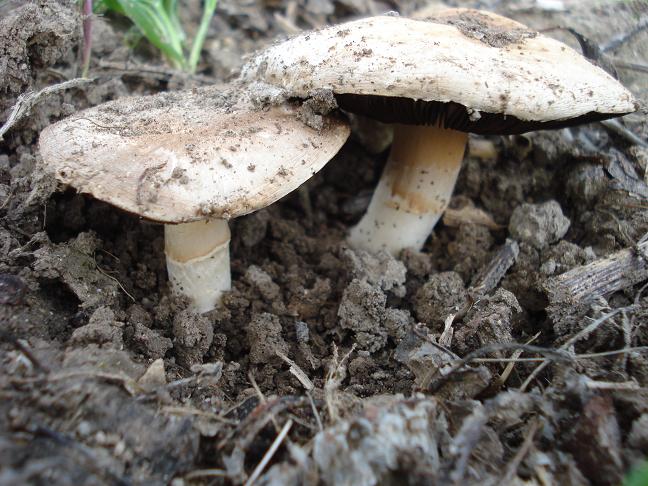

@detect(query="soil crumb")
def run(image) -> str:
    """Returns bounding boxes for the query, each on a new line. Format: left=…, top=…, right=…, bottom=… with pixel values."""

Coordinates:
left=508, top=200, right=571, bottom=250
left=173, top=309, right=213, bottom=368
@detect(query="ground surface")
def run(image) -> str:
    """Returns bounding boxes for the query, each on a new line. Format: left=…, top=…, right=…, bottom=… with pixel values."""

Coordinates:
left=1, top=0, right=648, bottom=485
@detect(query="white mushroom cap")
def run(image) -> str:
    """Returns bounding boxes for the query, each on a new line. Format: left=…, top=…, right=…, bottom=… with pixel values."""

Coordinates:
left=39, top=86, right=350, bottom=223
left=241, top=10, right=637, bottom=132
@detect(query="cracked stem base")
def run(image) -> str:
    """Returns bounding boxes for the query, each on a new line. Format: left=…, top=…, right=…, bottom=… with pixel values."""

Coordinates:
left=165, top=218, right=231, bottom=313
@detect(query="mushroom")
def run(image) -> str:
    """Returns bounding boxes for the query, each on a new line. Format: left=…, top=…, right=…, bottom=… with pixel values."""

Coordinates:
left=241, top=9, right=637, bottom=255
left=39, top=86, right=349, bottom=312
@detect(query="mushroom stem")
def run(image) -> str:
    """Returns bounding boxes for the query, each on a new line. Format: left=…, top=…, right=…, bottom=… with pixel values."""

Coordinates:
left=348, top=124, right=468, bottom=255
left=164, top=218, right=231, bottom=313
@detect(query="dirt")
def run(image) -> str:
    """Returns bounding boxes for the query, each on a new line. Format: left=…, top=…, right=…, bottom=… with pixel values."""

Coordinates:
left=1, top=0, right=648, bottom=485
left=428, top=8, right=539, bottom=48
left=508, top=200, right=571, bottom=250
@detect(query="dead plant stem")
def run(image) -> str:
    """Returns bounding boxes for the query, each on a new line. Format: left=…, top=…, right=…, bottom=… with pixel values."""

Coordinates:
left=244, top=419, right=293, bottom=486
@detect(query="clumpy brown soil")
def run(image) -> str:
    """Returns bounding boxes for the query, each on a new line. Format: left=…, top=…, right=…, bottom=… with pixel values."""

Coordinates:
left=1, top=0, right=648, bottom=485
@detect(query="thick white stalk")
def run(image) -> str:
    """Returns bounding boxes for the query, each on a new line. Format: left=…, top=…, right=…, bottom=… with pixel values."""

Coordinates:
left=348, top=124, right=468, bottom=255
left=165, top=218, right=231, bottom=313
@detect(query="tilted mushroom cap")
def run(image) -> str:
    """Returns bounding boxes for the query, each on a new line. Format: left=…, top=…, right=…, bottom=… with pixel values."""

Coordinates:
left=39, top=86, right=350, bottom=223
left=241, top=9, right=637, bottom=135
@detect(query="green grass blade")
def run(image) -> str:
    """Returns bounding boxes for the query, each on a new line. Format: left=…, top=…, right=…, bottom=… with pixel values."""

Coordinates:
left=625, top=461, right=648, bottom=486
left=163, top=0, right=186, bottom=45
left=188, top=0, right=218, bottom=73
left=94, top=0, right=125, bottom=14
left=106, top=0, right=186, bottom=69
left=120, top=0, right=182, bottom=58
left=94, top=0, right=217, bottom=73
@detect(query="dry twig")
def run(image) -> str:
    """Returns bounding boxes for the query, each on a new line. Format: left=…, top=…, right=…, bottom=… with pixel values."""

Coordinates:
left=612, top=58, right=648, bottom=75
left=545, top=235, right=648, bottom=315
left=12, top=370, right=141, bottom=395
left=307, top=392, right=323, bottom=432
left=276, top=350, right=314, bottom=391
left=324, top=344, right=355, bottom=423
left=520, top=306, right=630, bottom=391
left=494, top=332, right=541, bottom=388
left=184, top=468, right=229, bottom=480
left=161, top=406, right=237, bottom=425
left=469, top=239, right=520, bottom=299
left=443, top=205, right=502, bottom=229
left=600, top=119, right=648, bottom=148
left=584, top=378, right=642, bottom=391
left=0, top=329, right=48, bottom=372
left=95, top=60, right=218, bottom=84
left=217, top=396, right=307, bottom=451
left=244, top=419, right=293, bottom=486
left=601, top=16, right=648, bottom=53
left=0, top=78, right=91, bottom=140
left=472, top=346, right=648, bottom=363
left=427, top=343, right=570, bottom=393
left=501, top=419, right=540, bottom=484
left=93, top=252, right=135, bottom=302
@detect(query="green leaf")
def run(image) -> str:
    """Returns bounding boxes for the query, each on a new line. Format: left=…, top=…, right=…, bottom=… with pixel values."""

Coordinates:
left=95, top=0, right=125, bottom=15
left=93, top=0, right=217, bottom=73
left=625, top=461, right=648, bottom=486
left=103, top=0, right=186, bottom=69
left=188, top=0, right=218, bottom=73
left=163, top=0, right=186, bottom=44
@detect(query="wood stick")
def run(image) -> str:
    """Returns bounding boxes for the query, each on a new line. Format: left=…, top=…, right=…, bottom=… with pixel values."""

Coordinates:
left=0, top=78, right=91, bottom=140
left=544, top=237, right=648, bottom=307
left=469, top=239, right=519, bottom=299
left=612, top=58, right=648, bottom=75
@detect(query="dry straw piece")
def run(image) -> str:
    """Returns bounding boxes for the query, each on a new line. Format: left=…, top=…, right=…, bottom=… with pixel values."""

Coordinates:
left=242, top=9, right=637, bottom=254
left=40, top=86, right=349, bottom=312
